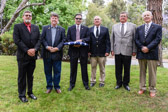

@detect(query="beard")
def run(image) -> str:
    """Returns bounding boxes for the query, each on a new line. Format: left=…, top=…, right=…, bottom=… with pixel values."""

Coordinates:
left=25, top=20, right=31, bottom=23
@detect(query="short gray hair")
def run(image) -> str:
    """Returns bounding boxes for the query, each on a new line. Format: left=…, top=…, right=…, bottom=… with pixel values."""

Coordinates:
left=142, top=11, right=153, bottom=18
left=50, top=12, right=59, bottom=18
left=94, top=16, right=102, bottom=20
left=23, top=10, right=32, bottom=16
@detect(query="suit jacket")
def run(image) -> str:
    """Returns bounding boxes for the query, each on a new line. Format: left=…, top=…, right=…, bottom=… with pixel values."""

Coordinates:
left=67, top=24, right=90, bottom=57
left=135, top=23, right=162, bottom=60
left=13, top=23, right=41, bottom=61
left=111, top=22, right=137, bottom=56
left=89, top=26, right=111, bottom=57
left=41, top=25, right=65, bottom=61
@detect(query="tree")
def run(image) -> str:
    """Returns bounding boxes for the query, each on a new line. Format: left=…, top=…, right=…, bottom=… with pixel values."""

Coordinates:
left=106, top=0, right=126, bottom=22
left=147, top=0, right=163, bottom=66
left=92, top=0, right=105, bottom=6
left=0, top=0, right=46, bottom=35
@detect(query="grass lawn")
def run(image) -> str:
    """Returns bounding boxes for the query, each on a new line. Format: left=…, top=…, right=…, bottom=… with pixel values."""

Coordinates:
left=0, top=56, right=168, bottom=112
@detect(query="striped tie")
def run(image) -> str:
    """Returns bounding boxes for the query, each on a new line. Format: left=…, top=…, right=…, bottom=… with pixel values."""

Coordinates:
left=145, top=24, right=149, bottom=37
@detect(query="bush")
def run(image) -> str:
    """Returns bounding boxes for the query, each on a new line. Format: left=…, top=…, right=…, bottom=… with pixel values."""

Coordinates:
left=0, top=32, right=17, bottom=55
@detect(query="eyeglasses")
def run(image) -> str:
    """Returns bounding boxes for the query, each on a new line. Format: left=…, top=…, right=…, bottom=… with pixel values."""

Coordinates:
left=25, top=15, right=32, bottom=17
left=75, top=18, right=82, bottom=20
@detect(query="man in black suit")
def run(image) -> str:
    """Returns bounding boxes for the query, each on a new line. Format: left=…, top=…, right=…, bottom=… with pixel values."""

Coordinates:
left=13, top=11, right=41, bottom=102
left=89, top=16, right=111, bottom=87
left=135, top=11, right=162, bottom=97
left=41, top=12, right=65, bottom=94
left=67, top=13, right=90, bottom=91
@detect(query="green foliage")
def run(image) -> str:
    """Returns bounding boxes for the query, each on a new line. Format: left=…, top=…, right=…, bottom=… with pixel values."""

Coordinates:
left=127, top=3, right=146, bottom=26
left=92, top=0, right=105, bottom=6
left=106, top=0, right=126, bottom=22
left=0, top=56, right=168, bottom=111
left=0, top=32, right=16, bottom=55
left=86, top=3, right=114, bottom=32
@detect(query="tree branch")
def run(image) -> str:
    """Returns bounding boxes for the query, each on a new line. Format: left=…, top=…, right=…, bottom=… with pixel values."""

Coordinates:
left=1, top=0, right=46, bottom=34
left=0, top=0, right=7, bottom=15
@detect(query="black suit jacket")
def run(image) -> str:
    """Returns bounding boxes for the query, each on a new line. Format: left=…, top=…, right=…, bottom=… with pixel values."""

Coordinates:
left=67, top=25, right=90, bottom=57
left=89, top=26, right=111, bottom=57
left=41, top=25, right=65, bottom=61
left=13, top=23, right=41, bottom=61
left=135, top=23, right=162, bottom=60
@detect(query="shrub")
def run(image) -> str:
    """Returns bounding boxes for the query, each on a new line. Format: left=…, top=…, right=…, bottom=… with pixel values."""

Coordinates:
left=0, top=32, right=17, bottom=55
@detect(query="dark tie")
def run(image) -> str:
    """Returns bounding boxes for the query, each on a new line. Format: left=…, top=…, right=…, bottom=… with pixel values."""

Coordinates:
left=121, top=24, right=124, bottom=36
left=76, top=25, right=80, bottom=40
left=96, top=27, right=99, bottom=38
left=145, top=24, right=149, bottom=37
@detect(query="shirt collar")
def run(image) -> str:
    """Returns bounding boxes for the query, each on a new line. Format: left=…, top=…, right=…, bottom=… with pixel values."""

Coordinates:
left=51, top=25, right=57, bottom=28
left=24, top=22, right=31, bottom=27
left=145, top=21, right=152, bottom=26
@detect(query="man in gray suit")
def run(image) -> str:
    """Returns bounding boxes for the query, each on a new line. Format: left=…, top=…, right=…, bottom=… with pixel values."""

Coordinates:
left=111, top=11, right=136, bottom=91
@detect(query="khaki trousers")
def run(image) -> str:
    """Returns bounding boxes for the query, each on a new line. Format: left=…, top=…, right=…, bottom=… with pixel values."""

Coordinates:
left=90, top=57, right=106, bottom=84
left=138, top=59, right=157, bottom=93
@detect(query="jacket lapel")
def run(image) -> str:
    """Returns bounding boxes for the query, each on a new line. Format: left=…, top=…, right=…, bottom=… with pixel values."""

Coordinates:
left=146, top=23, right=154, bottom=38
left=47, top=25, right=52, bottom=46
left=22, top=23, right=30, bottom=34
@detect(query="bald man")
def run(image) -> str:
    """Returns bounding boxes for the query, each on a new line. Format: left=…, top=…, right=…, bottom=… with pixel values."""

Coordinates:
left=135, top=11, right=162, bottom=97
left=89, top=16, right=111, bottom=87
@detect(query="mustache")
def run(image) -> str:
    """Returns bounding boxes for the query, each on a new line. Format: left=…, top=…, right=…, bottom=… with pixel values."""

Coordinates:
left=25, top=20, right=31, bottom=23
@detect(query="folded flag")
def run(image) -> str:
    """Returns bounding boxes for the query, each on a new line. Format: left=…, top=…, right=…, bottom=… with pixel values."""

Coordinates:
left=64, top=41, right=88, bottom=46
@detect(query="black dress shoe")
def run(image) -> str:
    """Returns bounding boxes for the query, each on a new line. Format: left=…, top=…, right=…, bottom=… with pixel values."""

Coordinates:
left=90, top=83, right=96, bottom=87
left=19, top=97, right=28, bottom=103
left=99, top=83, right=104, bottom=87
left=124, top=85, right=130, bottom=91
left=68, top=86, right=74, bottom=91
left=85, top=86, right=90, bottom=90
left=28, top=94, right=37, bottom=100
left=115, top=85, right=122, bottom=89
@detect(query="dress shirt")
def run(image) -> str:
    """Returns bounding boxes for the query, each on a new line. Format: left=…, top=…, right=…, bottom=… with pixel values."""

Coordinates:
left=94, top=25, right=100, bottom=37
left=120, top=22, right=127, bottom=35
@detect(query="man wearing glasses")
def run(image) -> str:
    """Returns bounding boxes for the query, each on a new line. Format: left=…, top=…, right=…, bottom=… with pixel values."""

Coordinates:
left=13, top=11, right=41, bottom=102
left=67, top=13, right=90, bottom=91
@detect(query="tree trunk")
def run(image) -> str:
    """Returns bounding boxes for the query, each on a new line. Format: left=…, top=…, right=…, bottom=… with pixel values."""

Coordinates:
left=0, top=0, right=46, bottom=34
left=147, top=0, right=163, bottom=67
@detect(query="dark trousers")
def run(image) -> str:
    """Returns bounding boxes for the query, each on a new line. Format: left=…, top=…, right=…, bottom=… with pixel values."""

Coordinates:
left=69, top=52, right=89, bottom=87
left=43, top=58, right=61, bottom=90
left=115, top=54, right=132, bottom=86
left=17, top=60, right=35, bottom=98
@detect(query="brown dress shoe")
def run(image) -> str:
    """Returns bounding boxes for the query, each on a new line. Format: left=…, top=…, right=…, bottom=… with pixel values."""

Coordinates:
left=46, top=89, right=52, bottom=94
left=150, top=92, right=156, bottom=97
left=56, top=89, right=61, bottom=94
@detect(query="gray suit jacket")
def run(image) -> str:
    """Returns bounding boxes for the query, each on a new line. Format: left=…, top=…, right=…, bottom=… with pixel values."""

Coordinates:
left=111, top=22, right=137, bottom=56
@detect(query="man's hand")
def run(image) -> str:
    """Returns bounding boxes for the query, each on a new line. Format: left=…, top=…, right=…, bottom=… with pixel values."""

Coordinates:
left=50, top=47, right=59, bottom=52
left=27, top=49, right=36, bottom=57
left=88, top=52, right=91, bottom=57
left=142, top=46, right=149, bottom=53
left=47, top=46, right=53, bottom=52
left=111, top=51, right=114, bottom=56
left=105, top=53, right=109, bottom=56
left=75, top=39, right=82, bottom=42
left=132, top=52, right=136, bottom=56
left=73, top=45, right=80, bottom=47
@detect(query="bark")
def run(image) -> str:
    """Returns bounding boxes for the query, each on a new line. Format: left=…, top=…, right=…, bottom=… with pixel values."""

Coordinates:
left=147, top=0, right=163, bottom=67
left=1, top=0, right=46, bottom=34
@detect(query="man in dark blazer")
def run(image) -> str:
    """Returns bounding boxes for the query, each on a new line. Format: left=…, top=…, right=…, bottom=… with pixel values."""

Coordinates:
left=67, top=13, right=90, bottom=91
left=135, top=11, right=162, bottom=97
left=111, top=12, right=136, bottom=91
left=41, top=13, right=65, bottom=94
left=89, top=16, right=111, bottom=87
left=13, top=11, right=41, bottom=102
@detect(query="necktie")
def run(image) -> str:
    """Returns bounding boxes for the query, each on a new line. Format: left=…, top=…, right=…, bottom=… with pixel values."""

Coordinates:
left=27, top=25, right=31, bottom=32
left=145, top=24, right=149, bottom=37
left=121, top=24, right=124, bottom=37
left=96, top=27, right=99, bottom=38
left=76, top=25, right=80, bottom=40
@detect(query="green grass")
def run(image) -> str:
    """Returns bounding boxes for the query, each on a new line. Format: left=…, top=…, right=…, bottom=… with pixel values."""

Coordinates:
left=0, top=56, right=168, bottom=112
